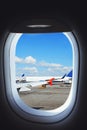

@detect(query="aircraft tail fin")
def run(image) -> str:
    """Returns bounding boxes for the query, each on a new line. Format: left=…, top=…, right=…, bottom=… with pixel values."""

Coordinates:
left=21, top=73, right=25, bottom=77
left=61, top=74, right=67, bottom=79
left=66, top=70, right=72, bottom=77
left=47, top=78, right=55, bottom=86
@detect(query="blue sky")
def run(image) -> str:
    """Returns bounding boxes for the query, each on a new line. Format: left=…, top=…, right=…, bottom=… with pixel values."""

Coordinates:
left=15, top=32, right=73, bottom=77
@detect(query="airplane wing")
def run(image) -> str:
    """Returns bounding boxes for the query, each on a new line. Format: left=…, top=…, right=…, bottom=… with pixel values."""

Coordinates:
left=29, top=81, right=48, bottom=87
left=16, top=78, right=55, bottom=92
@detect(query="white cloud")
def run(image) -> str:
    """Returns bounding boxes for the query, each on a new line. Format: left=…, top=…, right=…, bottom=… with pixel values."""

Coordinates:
left=39, top=61, right=62, bottom=68
left=23, top=67, right=38, bottom=73
left=47, top=66, right=72, bottom=76
left=15, top=56, right=72, bottom=76
left=24, top=56, right=36, bottom=64
left=62, top=66, right=72, bottom=72
left=15, top=56, right=23, bottom=63
left=15, top=56, right=36, bottom=64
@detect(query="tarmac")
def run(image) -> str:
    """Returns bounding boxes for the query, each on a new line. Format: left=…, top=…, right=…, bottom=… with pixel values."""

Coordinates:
left=18, top=83, right=71, bottom=110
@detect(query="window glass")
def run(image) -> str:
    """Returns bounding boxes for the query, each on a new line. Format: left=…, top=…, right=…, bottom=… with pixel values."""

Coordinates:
left=15, top=33, right=73, bottom=110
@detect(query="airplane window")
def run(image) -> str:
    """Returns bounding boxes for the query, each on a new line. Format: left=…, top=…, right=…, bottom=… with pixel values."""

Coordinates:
left=4, top=26, right=79, bottom=123
left=15, top=33, right=73, bottom=110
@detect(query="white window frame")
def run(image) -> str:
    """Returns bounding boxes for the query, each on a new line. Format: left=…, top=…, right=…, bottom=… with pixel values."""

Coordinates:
left=4, top=32, right=79, bottom=123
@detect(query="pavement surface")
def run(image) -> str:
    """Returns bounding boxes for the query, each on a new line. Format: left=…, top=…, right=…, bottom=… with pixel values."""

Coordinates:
left=18, top=83, right=71, bottom=110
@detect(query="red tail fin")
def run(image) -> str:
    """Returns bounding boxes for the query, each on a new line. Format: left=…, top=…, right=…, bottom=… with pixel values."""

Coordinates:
left=47, top=78, right=55, bottom=86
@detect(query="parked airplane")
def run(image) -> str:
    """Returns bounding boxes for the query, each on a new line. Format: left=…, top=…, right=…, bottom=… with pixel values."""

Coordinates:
left=62, top=70, right=72, bottom=84
left=53, top=70, right=72, bottom=84
left=16, top=70, right=72, bottom=92
left=16, top=76, right=55, bottom=92
left=53, top=73, right=67, bottom=82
